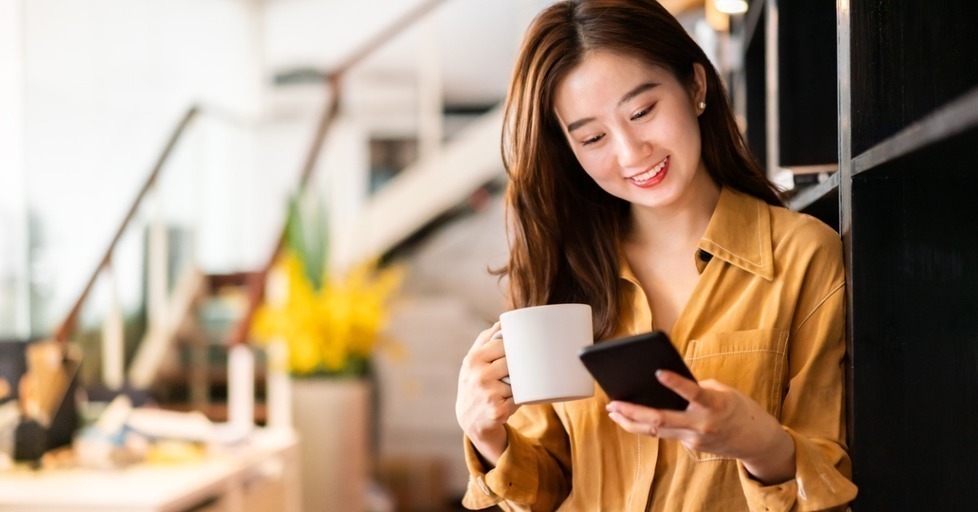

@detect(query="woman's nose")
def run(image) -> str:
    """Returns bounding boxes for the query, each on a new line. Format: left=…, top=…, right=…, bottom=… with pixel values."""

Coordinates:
left=615, top=132, right=652, bottom=169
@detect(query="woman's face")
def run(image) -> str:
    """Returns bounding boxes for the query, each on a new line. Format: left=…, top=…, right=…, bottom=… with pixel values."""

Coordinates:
left=554, top=51, right=708, bottom=211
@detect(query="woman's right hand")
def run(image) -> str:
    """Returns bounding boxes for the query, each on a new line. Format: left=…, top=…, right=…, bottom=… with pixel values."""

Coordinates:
left=455, top=323, right=518, bottom=466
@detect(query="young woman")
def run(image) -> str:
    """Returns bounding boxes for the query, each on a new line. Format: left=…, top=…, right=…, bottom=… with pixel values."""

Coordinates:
left=455, top=1, right=857, bottom=510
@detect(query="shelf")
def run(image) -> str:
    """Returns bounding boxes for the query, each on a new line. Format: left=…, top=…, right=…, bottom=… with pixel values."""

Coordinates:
left=853, top=86, right=978, bottom=175
left=776, top=0, right=837, bottom=168
left=785, top=172, right=839, bottom=231
left=787, top=171, right=839, bottom=212
left=740, top=0, right=836, bottom=171
left=849, top=1, right=978, bottom=154
left=771, top=0, right=978, bottom=509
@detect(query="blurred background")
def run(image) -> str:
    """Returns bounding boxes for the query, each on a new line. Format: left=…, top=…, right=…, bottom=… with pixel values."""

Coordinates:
left=0, top=0, right=812, bottom=510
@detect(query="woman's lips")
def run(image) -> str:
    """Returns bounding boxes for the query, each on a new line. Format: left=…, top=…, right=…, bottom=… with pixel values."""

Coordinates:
left=627, top=156, right=669, bottom=188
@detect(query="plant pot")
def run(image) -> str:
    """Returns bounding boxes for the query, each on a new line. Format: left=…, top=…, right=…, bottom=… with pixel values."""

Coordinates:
left=291, top=377, right=370, bottom=512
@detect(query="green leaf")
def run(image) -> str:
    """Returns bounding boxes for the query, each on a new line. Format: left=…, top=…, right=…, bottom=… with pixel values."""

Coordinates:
left=284, top=191, right=329, bottom=291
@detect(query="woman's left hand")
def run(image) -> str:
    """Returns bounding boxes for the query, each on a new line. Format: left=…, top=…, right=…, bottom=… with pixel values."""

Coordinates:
left=606, top=370, right=796, bottom=484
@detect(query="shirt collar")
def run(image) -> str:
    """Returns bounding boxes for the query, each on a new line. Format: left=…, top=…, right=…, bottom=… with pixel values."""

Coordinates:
left=618, top=186, right=775, bottom=283
left=696, top=186, right=774, bottom=281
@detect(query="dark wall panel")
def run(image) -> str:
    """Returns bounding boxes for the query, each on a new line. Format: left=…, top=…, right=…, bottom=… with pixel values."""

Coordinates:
left=849, top=128, right=978, bottom=509
left=850, top=1, right=978, bottom=155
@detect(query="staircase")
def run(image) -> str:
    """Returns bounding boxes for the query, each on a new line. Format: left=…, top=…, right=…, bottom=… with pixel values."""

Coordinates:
left=147, top=98, right=503, bottom=422
left=21, top=0, right=505, bottom=447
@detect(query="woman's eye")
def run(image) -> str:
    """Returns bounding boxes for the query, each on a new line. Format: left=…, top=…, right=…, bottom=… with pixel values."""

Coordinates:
left=582, top=134, right=605, bottom=146
left=631, top=104, right=655, bottom=121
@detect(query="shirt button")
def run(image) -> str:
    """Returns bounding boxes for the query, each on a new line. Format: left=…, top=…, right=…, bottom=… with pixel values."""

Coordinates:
left=476, top=475, right=492, bottom=496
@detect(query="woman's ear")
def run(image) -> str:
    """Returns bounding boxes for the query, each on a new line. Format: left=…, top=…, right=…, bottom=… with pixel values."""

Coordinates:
left=691, top=62, right=707, bottom=113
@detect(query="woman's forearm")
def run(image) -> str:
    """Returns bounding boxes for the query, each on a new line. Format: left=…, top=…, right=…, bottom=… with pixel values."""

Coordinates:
left=740, top=427, right=796, bottom=485
left=470, top=425, right=510, bottom=467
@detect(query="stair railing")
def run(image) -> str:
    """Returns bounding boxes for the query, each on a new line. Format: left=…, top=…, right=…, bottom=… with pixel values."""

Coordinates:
left=51, top=104, right=261, bottom=390
left=226, top=0, right=450, bottom=347
left=53, top=106, right=198, bottom=346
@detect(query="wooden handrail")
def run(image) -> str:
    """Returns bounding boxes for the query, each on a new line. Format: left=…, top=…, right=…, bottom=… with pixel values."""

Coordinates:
left=228, top=0, right=451, bottom=345
left=227, top=77, right=342, bottom=345
left=54, top=106, right=200, bottom=343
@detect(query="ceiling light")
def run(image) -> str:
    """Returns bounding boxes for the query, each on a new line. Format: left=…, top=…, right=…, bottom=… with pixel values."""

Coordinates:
left=715, top=0, right=749, bottom=14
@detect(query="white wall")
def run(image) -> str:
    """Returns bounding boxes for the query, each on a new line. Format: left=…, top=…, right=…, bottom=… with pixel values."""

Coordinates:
left=0, top=0, right=29, bottom=337
left=19, top=0, right=269, bottom=330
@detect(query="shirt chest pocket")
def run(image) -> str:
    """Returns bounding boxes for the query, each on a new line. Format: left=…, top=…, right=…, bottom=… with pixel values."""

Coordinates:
left=681, top=328, right=789, bottom=462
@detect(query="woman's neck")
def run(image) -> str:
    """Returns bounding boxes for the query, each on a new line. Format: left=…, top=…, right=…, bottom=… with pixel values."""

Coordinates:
left=626, top=172, right=721, bottom=255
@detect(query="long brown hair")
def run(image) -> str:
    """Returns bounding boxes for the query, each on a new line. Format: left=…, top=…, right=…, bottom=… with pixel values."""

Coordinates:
left=500, top=0, right=783, bottom=340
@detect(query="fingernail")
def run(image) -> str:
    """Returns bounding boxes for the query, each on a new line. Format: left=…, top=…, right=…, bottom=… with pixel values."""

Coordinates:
left=655, top=369, right=667, bottom=381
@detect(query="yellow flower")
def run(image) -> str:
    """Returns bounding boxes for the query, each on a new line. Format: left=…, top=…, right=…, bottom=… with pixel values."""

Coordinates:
left=251, top=251, right=403, bottom=376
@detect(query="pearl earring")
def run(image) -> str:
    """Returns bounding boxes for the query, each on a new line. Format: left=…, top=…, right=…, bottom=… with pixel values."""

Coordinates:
left=698, top=101, right=706, bottom=110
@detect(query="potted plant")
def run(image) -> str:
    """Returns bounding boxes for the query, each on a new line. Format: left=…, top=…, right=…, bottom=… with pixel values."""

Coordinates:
left=251, top=193, right=402, bottom=512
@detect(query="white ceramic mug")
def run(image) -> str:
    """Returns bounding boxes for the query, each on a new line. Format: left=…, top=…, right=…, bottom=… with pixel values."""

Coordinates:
left=495, top=303, right=595, bottom=405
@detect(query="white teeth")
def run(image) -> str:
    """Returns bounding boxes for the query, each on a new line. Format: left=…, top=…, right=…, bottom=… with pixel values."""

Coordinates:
left=630, top=157, right=668, bottom=183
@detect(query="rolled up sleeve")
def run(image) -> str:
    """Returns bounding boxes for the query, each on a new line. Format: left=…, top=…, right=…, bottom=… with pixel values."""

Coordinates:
left=739, top=427, right=856, bottom=512
left=461, top=404, right=572, bottom=511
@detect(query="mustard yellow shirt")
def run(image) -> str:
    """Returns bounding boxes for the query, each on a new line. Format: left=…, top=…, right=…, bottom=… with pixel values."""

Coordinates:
left=462, top=187, right=858, bottom=511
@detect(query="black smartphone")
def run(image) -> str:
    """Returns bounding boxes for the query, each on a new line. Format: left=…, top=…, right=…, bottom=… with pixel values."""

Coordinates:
left=578, top=331, right=696, bottom=410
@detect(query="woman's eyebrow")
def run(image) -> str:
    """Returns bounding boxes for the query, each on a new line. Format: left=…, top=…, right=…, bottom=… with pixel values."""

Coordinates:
left=565, top=82, right=661, bottom=133
left=618, top=82, right=660, bottom=106
left=566, top=116, right=596, bottom=133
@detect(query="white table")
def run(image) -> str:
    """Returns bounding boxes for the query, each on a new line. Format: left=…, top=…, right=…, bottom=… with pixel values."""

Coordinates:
left=0, top=429, right=300, bottom=512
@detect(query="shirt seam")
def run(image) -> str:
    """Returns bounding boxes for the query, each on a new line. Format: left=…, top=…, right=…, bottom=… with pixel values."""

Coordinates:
left=771, top=328, right=788, bottom=418
left=756, top=201, right=762, bottom=269
left=794, top=281, right=845, bottom=333
left=685, top=348, right=785, bottom=361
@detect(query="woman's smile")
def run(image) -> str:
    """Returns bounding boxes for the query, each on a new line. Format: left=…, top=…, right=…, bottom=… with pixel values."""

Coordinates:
left=627, top=156, right=669, bottom=187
